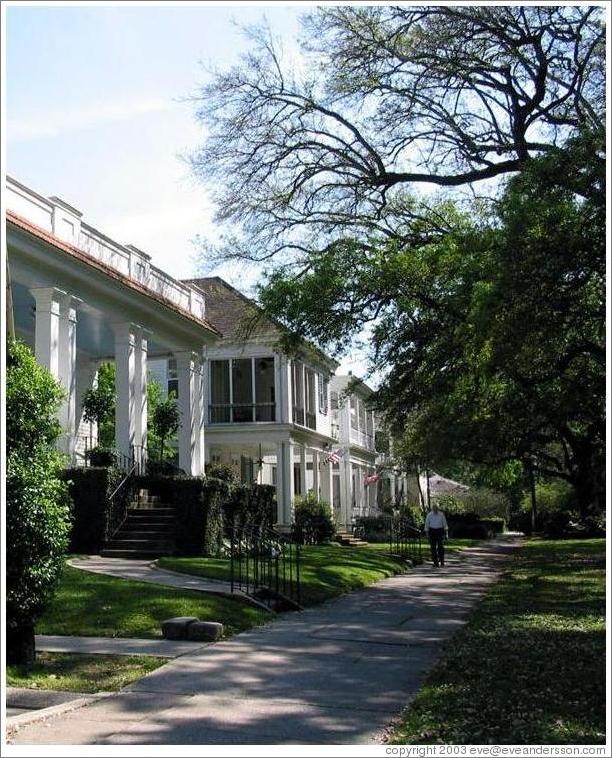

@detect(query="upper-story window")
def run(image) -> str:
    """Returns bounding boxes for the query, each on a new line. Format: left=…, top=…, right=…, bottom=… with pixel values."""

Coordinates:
left=291, top=361, right=316, bottom=430
left=318, top=373, right=328, bottom=415
left=350, top=395, right=359, bottom=430
left=209, top=357, right=275, bottom=424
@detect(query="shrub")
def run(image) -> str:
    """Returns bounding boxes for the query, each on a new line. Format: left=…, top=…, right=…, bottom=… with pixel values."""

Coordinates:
left=85, top=447, right=115, bottom=467
left=206, top=463, right=239, bottom=485
left=292, top=492, right=335, bottom=544
left=447, top=512, right=505, bottom=538
left=6, top=340, right=72, bottom=665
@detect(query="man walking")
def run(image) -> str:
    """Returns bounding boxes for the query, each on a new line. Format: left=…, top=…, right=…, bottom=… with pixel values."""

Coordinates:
left=424, top=502, right=449, bottom=567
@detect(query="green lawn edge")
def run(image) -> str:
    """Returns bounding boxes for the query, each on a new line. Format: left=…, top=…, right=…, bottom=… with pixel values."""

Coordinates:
left=389, top=538, right=606, bottom=745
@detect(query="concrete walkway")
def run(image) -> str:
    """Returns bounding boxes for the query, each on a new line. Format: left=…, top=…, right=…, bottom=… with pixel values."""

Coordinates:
left=68, top=556, right=268, bottom=609
left=10, top=538, right=520, bottom=745
left=35, top=635, right=211, bottom=658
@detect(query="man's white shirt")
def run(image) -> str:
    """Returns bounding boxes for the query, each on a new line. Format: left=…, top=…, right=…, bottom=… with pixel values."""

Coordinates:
left=424, top=510, right=448, bottom=531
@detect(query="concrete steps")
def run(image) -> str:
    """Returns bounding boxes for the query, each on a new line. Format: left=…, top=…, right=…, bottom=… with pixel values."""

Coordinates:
left=335, top=530, right=369, bottom=548
left=100, top=490, right=176, bottom=559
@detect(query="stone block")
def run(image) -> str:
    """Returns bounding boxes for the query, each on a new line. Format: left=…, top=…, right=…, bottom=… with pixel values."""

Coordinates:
left=186, top=621, right=224, bottom=642
left=161, top=616, right=199, bottom=640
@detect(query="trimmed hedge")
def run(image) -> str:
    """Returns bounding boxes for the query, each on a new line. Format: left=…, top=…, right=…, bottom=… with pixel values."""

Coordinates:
left=64, top=466, right=127, bottom=553
left=145, top=474, right=276, bottom=555
left=292, top=493, right=335, bottom=545
left=448, top=512, right=505, bottom=539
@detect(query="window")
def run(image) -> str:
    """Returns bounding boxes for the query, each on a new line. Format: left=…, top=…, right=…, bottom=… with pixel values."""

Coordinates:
left=209, top=357, right=276, bottom=424
left=318, top=373, right=328, bottom=415
left=291, top=361, right=305, bottom=426
left=167, top=358, right=178, bottom=398
left=255, top=357, right=275, bottom=421
left=232, top=359, right=252, bottom=422
left=305, top=368, right=316, bottom=429
left=210, top=360, right=230, bottom=422
left=330, top=391, right=339, bottom=410
left=350, top=396, right=359, bottom=430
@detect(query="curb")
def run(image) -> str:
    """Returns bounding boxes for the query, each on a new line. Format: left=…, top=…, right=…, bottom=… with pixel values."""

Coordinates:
left=6, top=691, right=111, bottom=734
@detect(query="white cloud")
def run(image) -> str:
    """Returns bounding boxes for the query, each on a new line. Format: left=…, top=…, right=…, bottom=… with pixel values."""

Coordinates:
left=8, top=97, right=174, bottom=142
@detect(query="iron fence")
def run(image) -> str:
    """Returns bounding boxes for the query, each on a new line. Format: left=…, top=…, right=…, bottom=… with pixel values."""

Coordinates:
left=229, top=523, right=302, bottom=611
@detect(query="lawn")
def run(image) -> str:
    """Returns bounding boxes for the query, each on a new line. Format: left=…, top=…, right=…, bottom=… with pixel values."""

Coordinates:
left=161, top=543, right=414, bottom=606
left=7, top=652, right=166, bottom=693
left=37, top=564, right=270, bottom=639
left=160, top=540, right=481, bottom=607
left=389, top=538, right=606, bottom=745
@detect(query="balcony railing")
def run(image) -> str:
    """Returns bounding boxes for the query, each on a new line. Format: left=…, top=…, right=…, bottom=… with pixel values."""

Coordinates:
left=209, top=403, right=276, bottom=424
left=7, top=177, right=206, bottom=323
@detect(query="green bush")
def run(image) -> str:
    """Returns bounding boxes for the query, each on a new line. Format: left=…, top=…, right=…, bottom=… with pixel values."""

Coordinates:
left=6, top=340, right=72, bottom=664
left=292, top=493, right=335, bottom=544
left=64, top=467, right=109, bottom=553
left=206, top=463, right=239, bottom=485
left=447, top=513, right=505, bottom=538
left=438, top=488, right=509, bottom=520
left=85, top=447, right=115, bottom=467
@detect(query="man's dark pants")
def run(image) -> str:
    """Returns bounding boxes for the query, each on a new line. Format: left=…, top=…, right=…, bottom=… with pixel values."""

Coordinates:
left=428, top=527, right=445, bottom=566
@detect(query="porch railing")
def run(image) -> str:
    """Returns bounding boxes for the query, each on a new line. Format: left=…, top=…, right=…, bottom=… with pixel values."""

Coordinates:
left=229, top=523, right=302, bottom=611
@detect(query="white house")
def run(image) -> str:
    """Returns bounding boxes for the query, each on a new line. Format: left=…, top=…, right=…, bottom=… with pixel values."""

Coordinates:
left=6, top=176, right=406, bottom=529
left=6, top=176, right=218, bottom=478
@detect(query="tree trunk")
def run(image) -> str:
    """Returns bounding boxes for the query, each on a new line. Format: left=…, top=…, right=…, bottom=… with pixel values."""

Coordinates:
left=528, top=465, right=537, bottom=534
left=7, top=622, right=36, bottom=665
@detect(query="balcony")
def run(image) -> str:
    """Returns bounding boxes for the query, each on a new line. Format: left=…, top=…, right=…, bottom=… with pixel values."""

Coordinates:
left=6, top=177, right=207, bottom=324
left=209, top=403, right=276, bottom=424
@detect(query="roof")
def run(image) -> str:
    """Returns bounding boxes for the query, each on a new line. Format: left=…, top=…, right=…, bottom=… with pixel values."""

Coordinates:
left=330, top=373, right=374, bottom=398
left=427, top=473, right=470, bottom=497
left=7, top=211, right=221, bottom=337
left=185, top=276, right=339, bottom=370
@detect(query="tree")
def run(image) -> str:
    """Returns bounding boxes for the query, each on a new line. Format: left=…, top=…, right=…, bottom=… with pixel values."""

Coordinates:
left=190, top=7, right=605, bottom=513
left=82, top=362, right=115, bottom=448
left=191, top=5, right=604, bottom=265
left=151, top=391, right=181, bottom=464
left=6, top=340, right=72, bottom=664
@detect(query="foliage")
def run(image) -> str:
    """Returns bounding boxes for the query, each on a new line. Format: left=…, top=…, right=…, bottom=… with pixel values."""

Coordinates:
left=437, top=488, right=510, bottom=520
left=206, top=462, right=240, bottom=485
left=390, top=539, right=606, bottom=744
left=82, top=362, right=115, bottom=448
left=85, top=447, right=116, bottom=467
left=150, top=387, right=181, bottom=463
left=259, top=133, right=605, bottom=517
left=63, top=466, right=130, bottom=553
left=447, top=515, right=506, bottom=540
left=37, top=564, right=268, bottom=639
left=191, top=6, right=603, bottom=265
left=7, top=653, right=166, bottom=694
left=190, top=7, right=604, bottom=519
left=521, top=479, right=575, bottom=515
left=223, top=482, right=276, bottom=531
left=292, top=493, right=336, bottom=544
left=6, top=340, right=72, bottom=665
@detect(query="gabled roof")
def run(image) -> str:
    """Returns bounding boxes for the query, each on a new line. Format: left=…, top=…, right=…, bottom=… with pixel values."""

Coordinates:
left=185, top=276, right=339, bottom=370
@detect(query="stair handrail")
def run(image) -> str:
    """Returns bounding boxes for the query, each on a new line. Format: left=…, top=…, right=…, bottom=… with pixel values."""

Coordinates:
left=106, top=461, right=138, bottom=541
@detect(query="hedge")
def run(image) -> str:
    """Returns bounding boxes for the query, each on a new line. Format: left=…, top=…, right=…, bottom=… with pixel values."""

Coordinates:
left=447, top=512, right=505, bottom=538
left=64, top=466, right=128, bottom=553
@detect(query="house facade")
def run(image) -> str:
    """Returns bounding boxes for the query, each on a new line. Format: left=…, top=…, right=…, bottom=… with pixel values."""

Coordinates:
left=6, top=176, right=401, bottom=528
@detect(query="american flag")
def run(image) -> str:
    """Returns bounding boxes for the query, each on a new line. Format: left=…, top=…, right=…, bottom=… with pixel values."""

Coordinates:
left=324, top=447, right=345, bottom=465
left=364, top=473, right=380, bottom=486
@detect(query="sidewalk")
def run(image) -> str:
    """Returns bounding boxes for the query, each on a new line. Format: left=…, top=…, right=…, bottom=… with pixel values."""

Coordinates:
left=9, top=538, right=520, bottom=745
left=68, top=556, right=268, bottom=609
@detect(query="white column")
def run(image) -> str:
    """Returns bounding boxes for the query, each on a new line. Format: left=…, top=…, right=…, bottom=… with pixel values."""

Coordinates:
left=134, top=330, right=148, bottom=471
left=320, top=454, right=333, bottom=506
left=57, top=294, right=80, bottom=457
left=276, top=440, right=295, bottom=526
left=31, top=287, right=62, bottom=378
left=300, top=444, right=307, bottom=495
left=175, top=350, right=204, bottom=476
left=113, top=323, right=136, bottom=462
left=340, top=457, right=352, bottom=529
left=312, top=449, right=320, bottom=497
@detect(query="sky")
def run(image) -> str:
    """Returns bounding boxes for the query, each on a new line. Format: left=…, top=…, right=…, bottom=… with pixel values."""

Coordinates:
left=4, top=2, right=374, bottom=377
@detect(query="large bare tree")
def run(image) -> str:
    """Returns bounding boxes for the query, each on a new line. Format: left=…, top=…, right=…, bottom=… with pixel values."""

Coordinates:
left=190, top=5, right=604, bottom=264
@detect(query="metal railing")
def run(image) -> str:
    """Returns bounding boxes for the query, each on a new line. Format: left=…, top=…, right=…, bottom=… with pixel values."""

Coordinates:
left=387, top=516, right=423, bottom=565
left=229, top=523, right=302, bottom=611
left=105, top=455, right=139, bottom=540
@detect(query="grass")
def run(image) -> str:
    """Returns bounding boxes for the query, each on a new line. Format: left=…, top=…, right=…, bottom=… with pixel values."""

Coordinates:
left=389, top=538, right=606, bottom=745
left=37, top=564, right=270, bottom=639
left=364, top=538, right=480, bottom=553
left=7, top=652, right=166, bottom=693
left=160, top=540, right=481, bottom=607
